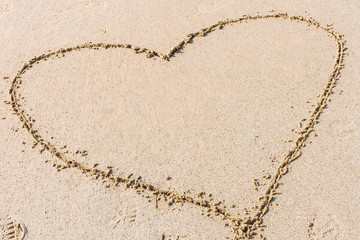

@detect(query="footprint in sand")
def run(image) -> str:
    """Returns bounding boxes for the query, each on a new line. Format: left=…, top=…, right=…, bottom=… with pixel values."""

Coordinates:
left=308, top=214, right=341, bottom=240
left=0, top=215, right=27, bottom=240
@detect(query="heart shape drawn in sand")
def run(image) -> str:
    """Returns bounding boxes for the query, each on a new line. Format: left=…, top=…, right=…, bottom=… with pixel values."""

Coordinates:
left=9, top=13, right=344, bottom=239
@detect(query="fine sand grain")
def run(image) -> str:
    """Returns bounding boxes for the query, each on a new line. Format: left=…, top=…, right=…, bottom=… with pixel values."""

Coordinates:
left=1, top=1, right=359, bottom=240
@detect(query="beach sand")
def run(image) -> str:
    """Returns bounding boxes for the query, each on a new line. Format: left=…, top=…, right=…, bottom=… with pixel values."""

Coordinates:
left=0, top=1, right=359, bottom=239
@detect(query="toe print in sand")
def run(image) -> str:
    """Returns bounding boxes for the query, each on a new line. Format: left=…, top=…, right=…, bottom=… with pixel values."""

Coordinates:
left=0, top=215, right=26, bottom=240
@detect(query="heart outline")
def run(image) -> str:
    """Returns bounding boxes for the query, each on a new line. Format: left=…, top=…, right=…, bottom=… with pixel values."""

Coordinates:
left=9, top=13, right=345, bottom=239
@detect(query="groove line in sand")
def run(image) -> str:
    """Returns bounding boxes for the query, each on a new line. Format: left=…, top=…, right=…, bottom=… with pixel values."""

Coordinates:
left=9, top=13, right=345, bottom=239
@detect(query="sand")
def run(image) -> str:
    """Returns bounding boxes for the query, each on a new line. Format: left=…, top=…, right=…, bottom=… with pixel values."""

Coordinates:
left=1, top=1, right=359, bottom=240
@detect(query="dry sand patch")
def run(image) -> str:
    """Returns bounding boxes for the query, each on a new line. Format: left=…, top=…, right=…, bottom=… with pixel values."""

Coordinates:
left=7, top=14, right=345, bottom=239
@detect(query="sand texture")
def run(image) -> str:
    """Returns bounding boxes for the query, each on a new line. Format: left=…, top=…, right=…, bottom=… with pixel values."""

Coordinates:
left=1, top=1, right=359, bottom=239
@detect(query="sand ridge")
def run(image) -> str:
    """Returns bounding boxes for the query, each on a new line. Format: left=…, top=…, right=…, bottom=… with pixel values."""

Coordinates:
left=8, top=13, right=346, bottom=239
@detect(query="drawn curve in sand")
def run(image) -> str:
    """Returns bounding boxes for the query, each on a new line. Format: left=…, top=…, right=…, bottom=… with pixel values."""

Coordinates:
left=8, top=13, right=345, bottom=239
